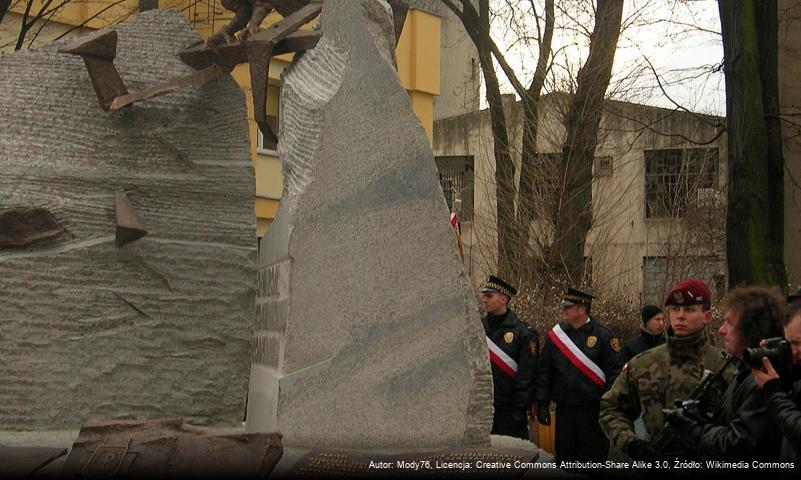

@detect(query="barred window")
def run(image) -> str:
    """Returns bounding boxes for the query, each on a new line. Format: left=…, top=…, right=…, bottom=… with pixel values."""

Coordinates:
left=644, top=148, right=719, bottom=218
left=435, top=156, right=474, bottom=221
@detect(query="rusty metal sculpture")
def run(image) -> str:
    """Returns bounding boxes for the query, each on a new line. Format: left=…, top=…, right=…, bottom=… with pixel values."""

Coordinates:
left=206, top=0, right=277, bottom=48
left=60, top=0, right=408, bottom=144
left=114, top=191, right=148, bottom=248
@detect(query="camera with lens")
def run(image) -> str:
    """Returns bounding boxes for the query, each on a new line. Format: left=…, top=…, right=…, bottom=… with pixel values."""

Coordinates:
left=742, top=337, right=792, bottom=374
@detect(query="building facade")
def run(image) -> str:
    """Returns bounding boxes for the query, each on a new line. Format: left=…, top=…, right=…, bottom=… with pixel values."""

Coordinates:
left=434, top=92, right=728, bottom=304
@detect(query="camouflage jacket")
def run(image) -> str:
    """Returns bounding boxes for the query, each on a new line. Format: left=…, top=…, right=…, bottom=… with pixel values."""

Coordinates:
left=599, top=328, right=733, bottom=453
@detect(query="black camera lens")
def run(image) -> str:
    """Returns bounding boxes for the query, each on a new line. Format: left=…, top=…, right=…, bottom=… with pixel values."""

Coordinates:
left=742, top=338, right=791, bottom=371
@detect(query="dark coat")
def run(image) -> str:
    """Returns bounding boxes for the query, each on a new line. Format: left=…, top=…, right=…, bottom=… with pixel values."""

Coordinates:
left=763, top=377, right=801, bottom=463
left=695, top=363, right=783, bottom=460
left=622, top=328, right=665, bottom=363
left=536, top=317, right=623, bottom=407
left=482, top=309, right=539, bottom=409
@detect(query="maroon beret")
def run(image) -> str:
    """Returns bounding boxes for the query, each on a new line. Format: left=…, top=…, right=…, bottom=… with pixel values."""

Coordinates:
left=664, top=278, right=711, bottom=306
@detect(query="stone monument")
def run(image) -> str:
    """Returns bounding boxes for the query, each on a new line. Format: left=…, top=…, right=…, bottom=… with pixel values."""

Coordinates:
left=0, top=10, right=255, bottom=430
left=247, top=0, right=493, bottom=448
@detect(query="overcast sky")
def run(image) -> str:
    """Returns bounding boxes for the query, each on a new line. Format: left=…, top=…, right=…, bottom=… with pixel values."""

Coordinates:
left=490, top=0, right=725, bottom=116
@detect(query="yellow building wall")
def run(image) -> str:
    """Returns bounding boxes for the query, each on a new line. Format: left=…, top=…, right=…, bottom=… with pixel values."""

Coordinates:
left=6, top=2, right=441, bottom=238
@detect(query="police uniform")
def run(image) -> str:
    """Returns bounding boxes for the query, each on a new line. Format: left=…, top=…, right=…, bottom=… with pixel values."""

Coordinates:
left=599, top=278, right=733, bottom=460
left=481, top=276, right=539, bottom=440
left=535, top=288, right=623, bottom=463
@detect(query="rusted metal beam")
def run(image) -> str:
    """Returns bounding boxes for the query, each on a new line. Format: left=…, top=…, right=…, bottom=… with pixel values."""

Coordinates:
left=59, top=30, right=128, bottom=111
left=0, top=207, right=65, bottom=248
left=273, top=0, right=321, bottom=17
left=109, top=64, right=231, bottom=111
left=179, top=30, right=321, bottom=71
left=248, top=3, right=323, bottom=140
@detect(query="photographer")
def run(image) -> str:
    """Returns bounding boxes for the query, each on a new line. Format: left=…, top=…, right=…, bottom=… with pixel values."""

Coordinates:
left=753, top=301, right=801, bottom=463
left=666, top=286, right=784, bottom=461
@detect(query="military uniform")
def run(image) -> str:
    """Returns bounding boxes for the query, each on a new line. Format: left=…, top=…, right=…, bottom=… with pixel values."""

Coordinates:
left=599, top=328, right=732, bottom=456
left=483, top=309, right=539, bottom=439
left=535, top=288, right=623, bottom=463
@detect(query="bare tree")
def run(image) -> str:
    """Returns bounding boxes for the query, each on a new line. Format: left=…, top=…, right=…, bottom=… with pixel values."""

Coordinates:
left=441, top=0, right=554, bottom=282
left=1, top=0, right=137, bottom=52
left=547, top=0, right=624, bottom=282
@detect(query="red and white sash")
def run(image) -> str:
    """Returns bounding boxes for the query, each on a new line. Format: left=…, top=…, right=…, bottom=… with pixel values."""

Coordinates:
left=486, top=336, right=518, bottom=379
left=547, top=325, right=606, bottom=388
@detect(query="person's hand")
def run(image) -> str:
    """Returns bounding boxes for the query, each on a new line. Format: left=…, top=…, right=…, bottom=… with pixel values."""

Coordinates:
left=536, top=403, right=551, bottom=426
left=664, top=409, right=703, bottom=440
left=753, top=356, right=780, bottom=389
left=625, top=439, right=664, bottom=461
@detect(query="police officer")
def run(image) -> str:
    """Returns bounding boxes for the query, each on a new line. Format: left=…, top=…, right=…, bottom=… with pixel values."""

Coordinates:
left=667, top=286, right=785, bottom=461
left=481, top=275, right=539, bottom=440
left=535, top=288, right=623, bottom=463
left=599, top=278, right=733, bottom=461
left=622, top=305, right=665, bottom=363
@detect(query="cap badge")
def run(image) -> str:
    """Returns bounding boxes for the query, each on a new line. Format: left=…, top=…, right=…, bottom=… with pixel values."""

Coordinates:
left=673, top=291, right=683, bottom=304
left=586, top=336, right=597, bottom=348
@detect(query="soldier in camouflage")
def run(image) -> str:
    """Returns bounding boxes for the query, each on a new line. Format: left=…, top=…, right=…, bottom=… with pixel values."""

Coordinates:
left=599, top=278, right=734, bottom=461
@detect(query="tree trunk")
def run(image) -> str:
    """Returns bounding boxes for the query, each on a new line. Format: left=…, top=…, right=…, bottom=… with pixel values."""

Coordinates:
left=548, top=0, right=623, bottom=283
left=719, top=0, right=787, bottom=287
left=516, top=0, right=554, bottom=280
left=457, top=0, right=515, bottom=277
left=754, top=0, right=786, bottom=281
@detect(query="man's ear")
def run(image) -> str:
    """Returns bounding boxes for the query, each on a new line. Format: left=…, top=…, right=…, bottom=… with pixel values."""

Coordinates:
left=703, top=309, right=713, bottom=324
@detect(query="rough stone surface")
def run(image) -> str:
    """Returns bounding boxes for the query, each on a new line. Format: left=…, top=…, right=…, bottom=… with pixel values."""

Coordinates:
left=247, top=0, right=492, bottom=448
left=0, top=10, right=255, bottom=430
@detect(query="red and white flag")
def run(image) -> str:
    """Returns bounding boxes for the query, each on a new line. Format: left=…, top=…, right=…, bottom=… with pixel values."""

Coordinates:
left=449, top=212, right=464, bottom=261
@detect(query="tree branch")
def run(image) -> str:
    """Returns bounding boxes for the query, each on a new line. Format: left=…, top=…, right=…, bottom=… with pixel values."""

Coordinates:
left=643, top=54, right=722, bottom=129
left=53, top=0, right=132, bottom=43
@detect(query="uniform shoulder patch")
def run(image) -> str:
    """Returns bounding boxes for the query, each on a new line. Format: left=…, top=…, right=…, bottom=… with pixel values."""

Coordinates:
left=610, top=338, right=622, bottom=352
left=504, top=332, right=514, bottom=344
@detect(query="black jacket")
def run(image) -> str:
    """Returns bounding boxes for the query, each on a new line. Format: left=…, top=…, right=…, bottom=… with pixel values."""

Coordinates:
left=621, top=328, right=665, bottom=363
left=482, top=309, right=539, bottom=410
left=763, top=377, right=801, bottom=463
left=695, top=362, right=782, bottom=460
left=535, top=317, right=623, bottom=406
